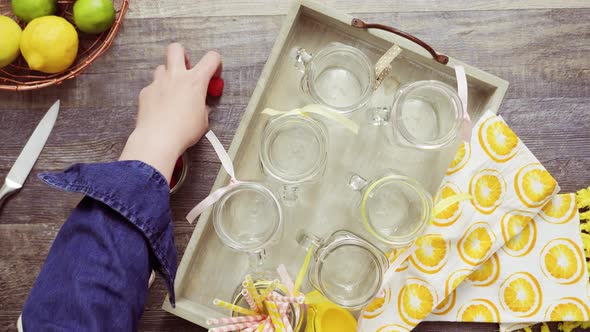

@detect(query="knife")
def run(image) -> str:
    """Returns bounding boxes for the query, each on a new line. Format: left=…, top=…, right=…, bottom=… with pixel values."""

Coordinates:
left=0, top=100, right=60, bottom=209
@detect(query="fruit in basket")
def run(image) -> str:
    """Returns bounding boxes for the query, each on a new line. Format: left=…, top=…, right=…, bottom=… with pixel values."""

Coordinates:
left=0, top=16, right=22, bottom=68
left=73, top=0, right=116, bottom=34
left=20, top=16, right=79, bottom=73
left=11, top=0, right=56, bottom=23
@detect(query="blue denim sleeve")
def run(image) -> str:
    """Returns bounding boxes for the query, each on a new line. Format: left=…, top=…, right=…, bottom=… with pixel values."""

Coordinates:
left=22, top=161, right=176, bottom=331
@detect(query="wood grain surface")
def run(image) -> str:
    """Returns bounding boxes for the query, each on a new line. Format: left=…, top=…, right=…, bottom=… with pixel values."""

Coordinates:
left=0, top=1, right=589, bottom=331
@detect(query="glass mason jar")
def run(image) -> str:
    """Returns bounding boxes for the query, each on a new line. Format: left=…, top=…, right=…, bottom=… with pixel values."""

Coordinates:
left=296, top=230, right=388, bottom=310
left=370, top=80, right=465, bottom=149
left=259, top=113, right=328, bottom=203
left=293, top=43, right=375, bottom=114
left=231, top=279, right=306, bottom=332
left=348, top=170, right=432, bottom=246
left=213, top=182, right=283, bottom=271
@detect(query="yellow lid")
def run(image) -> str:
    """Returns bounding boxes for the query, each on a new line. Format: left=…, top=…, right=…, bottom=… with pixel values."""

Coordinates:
left=305, top=291, right=357, bottom=332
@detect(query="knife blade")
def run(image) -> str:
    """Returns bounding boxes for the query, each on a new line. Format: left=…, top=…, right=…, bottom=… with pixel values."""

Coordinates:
left=0, top=100, right=60, bottom=206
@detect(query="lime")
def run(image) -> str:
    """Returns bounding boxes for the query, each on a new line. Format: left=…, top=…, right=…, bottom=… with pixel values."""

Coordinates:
left=73, top=0, right=115, bottom=34
left=0, top=16, right=22, bottom=68
left=20, top=16, right=78, bottom=73
left=11, top=0, right=56, bottom=23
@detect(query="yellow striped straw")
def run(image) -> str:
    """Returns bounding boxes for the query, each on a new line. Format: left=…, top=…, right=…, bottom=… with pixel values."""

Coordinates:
left=264, top=301, right=286, bottom=332
left=255, top=322, right=265, bottom=332
left=213, top=299, right=257, bottom=316
left=259, top=279, right=280, bottom=300
left=243, top=277, right=264, bottom=312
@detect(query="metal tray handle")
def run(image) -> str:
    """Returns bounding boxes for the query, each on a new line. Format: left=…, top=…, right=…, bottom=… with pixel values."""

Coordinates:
left=351, top=18, right=449, bottom=65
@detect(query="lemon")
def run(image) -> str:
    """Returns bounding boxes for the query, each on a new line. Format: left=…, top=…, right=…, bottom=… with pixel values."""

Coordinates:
left=20, top=16, right=78, bottom=73
left=73, top=0, right=115, bottom=34
left=0, top=16, right=22, bottom=68
left=11, top=0, right=56, bottom=23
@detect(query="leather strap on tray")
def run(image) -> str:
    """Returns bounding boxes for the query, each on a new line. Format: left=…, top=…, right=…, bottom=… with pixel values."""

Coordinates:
left=351, top=18, right=449, bottom=65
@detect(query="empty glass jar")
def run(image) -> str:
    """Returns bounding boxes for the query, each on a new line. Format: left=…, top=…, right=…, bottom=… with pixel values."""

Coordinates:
left=213, top=182, right=283, bottom=270
left=260, top=113, right=328, bottom=202
left=296, top=230, right=388, bottom=309
left=293, top=43, right=375, bottom=113
left=348, top=170, right=432, bottom=246
left=371, top=80, right=465, bottom=149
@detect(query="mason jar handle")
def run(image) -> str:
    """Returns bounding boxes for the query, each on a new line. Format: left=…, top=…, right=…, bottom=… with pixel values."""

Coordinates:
left=296, top=230, right=321, bottom=251
left=292, top=47, right=312, bottom=73
left=348, top=173, right=368, bottom=191
left=351, top=18, right=449, bottom=65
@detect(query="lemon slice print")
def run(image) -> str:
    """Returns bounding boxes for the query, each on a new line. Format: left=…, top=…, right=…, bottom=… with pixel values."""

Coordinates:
left=386, top=248, right=409, bottom=272
left=457, top=222, right=496, bottom=265
left=433, top=182, right=463, bottom=227
left=457, top=299, right=500, bottom=322
left=432, top=269, right=471, bottom=315
left=398, top=278, right=437, bottom=325
left=447, top=141, right=471, bottom=175
left=514, top=163, right=558, bottom=208
left=545, top=297, right=590, bottom=321
left=409, top=234, right=449, bottom=274
left=540, top=238, right=585, bottom=285
left=467, top=252, right=500, bottom=287
left=499, top=272, right=542, bottom=317
left=540, top=194, right=577, bottom=224
left=363, top=287, right=392, bottom=319
left=478, top=116, right=520, bottom=162
left=500, top=211, right=537, bottom=257
left=469, top=169, right=506, bottom=214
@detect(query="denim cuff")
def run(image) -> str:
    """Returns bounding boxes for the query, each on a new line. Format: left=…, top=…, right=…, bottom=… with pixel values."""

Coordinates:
left=39, top=160, right=177, bottom=305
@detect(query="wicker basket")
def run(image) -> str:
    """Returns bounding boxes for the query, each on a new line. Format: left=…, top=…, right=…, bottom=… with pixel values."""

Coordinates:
left=0, top=0, right=129, bottom=91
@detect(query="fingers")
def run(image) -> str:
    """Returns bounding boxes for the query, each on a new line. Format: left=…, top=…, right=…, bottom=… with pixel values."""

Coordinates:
left=190, top=50, right=222, bottom=81
left=153, top=65, right=166, bottom=80
left=166, top=43, right=187, bottom=72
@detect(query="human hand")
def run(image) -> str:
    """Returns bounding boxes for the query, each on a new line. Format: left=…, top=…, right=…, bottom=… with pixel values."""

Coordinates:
left=120, top=43, right=222, bottom=183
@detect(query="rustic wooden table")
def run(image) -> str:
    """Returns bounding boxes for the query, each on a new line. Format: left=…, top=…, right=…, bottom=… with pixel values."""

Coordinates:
left=1, top=1, right=589, bottom=331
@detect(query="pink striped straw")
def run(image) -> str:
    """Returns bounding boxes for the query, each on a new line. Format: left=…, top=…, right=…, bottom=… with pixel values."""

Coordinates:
left=207, top=315, right=265, bottom=325
left=278, top=303, right=293, bottom=332
left=208, top=321, right=258, bottom=332
left=267, top=294, right=304, bottom=304
left=261, top=316, right=274, bottom=332
left=242, top=322, right=263, bottom=332
left=276, top=265, right=294, bottom=294
left=241, top=289, right=260, bottom=312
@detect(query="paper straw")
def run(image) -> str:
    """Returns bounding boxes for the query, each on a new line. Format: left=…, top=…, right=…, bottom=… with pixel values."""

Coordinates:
left=243, top=277, right=264, bottom=311
left=266, top=294, right=304, bottom=304
left=259, top=280, right=280, bottom=300
left=242, top=322, right=263, bottom=332
left=207, top=315, right=265, bottom=325
left=264, top=301, right=285, bottom=332
left=276, top=265, right=294, bottom=294
left=208, top=321, right=258, bottom=332
left=294, top=246, right=314, bottom=296
left=213, top=299, right=258, bottom=316
left=241, top=289, right=260, bottom=312
left=279, top=303, right=293, bottom=332
left=277, top=303, right=290, bottom=316
left=261, top=318, right=274, bottom=332
left=258, top=317, right=271, bottom=332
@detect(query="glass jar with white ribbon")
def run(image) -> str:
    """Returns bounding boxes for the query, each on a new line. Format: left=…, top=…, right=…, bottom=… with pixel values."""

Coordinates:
left=369, top=66, right=472, bottom=150
left=186, top=131, right=284, bottom=273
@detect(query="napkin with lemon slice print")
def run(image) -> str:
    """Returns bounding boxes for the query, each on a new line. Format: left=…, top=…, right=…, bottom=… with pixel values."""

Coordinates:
left=358, top=110, right=562, bottom=332
left=423, top=193, right=590, bottom=331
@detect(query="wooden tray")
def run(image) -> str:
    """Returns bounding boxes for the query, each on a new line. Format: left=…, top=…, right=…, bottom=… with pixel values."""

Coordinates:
left=163, top=0, right=508, bottom=327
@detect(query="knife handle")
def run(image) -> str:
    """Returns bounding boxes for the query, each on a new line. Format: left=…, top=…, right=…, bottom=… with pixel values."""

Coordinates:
left=0, top=182, right=19, bottom=210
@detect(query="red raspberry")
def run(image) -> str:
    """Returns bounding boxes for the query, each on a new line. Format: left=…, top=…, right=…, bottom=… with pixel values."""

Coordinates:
left=207, top=77, right=224, bottom=97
